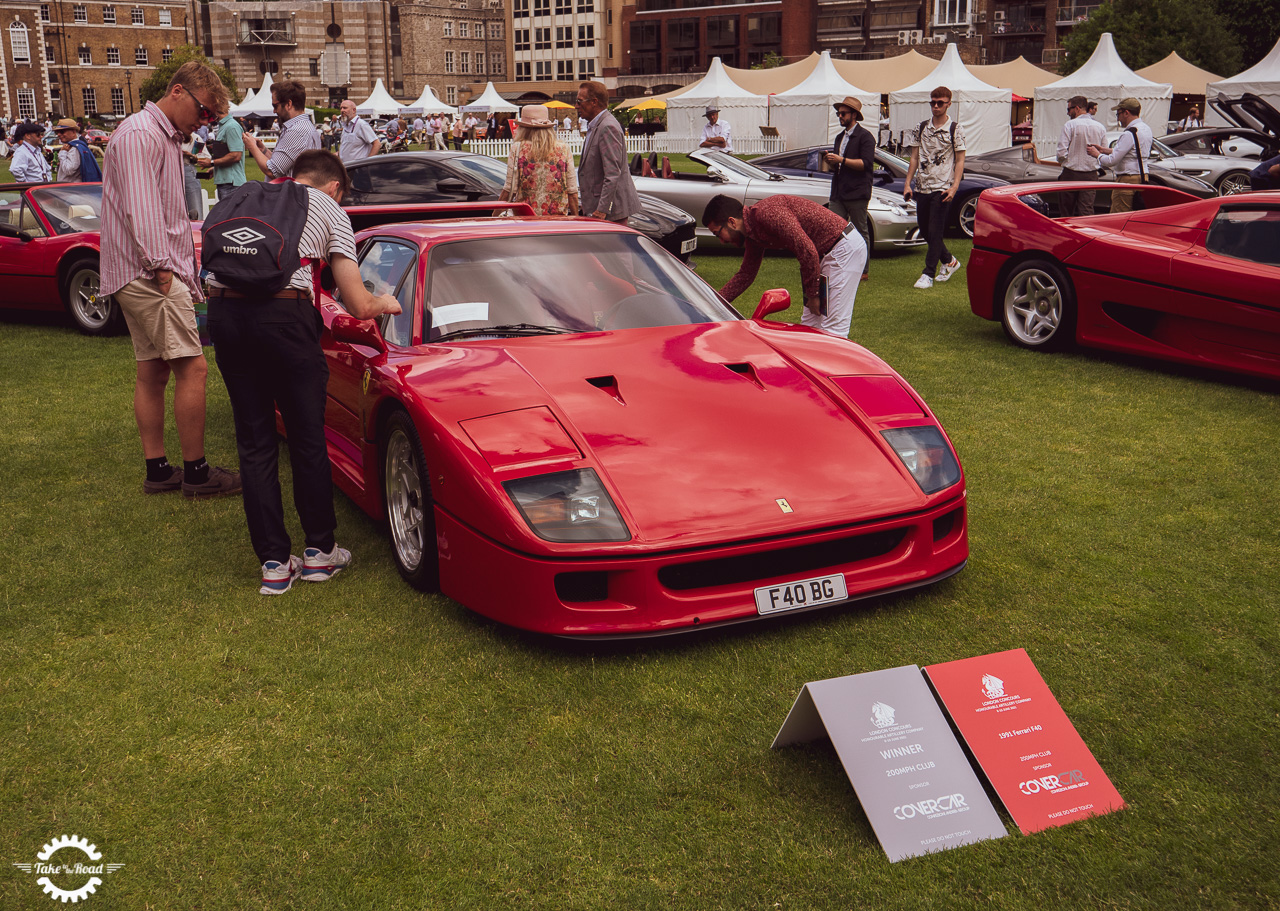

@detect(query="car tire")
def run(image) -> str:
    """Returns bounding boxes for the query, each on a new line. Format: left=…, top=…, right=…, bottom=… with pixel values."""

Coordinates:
left=1000, top=259, right=1075, bottom=351
left=1216, top=171, right=1251, bottom=196
left=61, top=256, right=120, bottom=336
left=954, top=193, right=979, bottom=238
left=383, top=410, right=440, bottom=591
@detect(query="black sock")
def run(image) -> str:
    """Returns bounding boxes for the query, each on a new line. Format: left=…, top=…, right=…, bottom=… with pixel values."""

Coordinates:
left=145, top=456, right=173, bottom=482
left=184, top=457, right=209, bottom=486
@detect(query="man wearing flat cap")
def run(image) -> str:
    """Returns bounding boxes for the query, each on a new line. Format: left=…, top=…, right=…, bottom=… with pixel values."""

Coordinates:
left=53, top=118, right=102, bottom=182
left=826, top=96, right=875, bottom=281
left=699, top=105, right=732, bottom=153
left=1089, top=97, right=1151, bottom=213
left=9, top=122, right=52, bottom=183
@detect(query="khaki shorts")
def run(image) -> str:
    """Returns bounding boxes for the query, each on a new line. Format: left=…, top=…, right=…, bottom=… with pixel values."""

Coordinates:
left=115, top=278, right=203, bottom=362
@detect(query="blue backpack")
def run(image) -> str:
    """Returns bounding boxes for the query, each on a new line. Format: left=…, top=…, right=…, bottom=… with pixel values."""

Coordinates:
left=201, top=180, right=311, bottom=295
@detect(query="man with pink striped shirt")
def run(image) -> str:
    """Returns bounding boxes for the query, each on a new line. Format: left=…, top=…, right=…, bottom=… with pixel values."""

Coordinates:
left=101, top=61, right=242, bottom=499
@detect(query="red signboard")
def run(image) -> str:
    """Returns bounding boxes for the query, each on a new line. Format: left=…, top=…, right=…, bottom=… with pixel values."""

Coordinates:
left=924, top=649, right=1125, bottom=835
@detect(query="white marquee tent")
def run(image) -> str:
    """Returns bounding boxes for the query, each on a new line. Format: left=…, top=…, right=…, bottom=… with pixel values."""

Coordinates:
left=355, top=79, right=407, bottom=118
left=461, top=83, right=519, bottom=114
left=890, top=44, right=1012, bottom=154
left=665, top=57, right=770, bottom=142
left=399, top=84, right=454, bottom=116
left=1206, top=35, right=1280, bottom=125
left=229, top=73, right=274, bottom=117
left=770, top=51, right=879, bottom=149
left=1032, top=33, right=1172, bottom=154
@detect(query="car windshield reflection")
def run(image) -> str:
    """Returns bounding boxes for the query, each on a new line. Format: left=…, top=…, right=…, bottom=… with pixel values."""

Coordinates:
left=447, top=155, right=507, bottom=188
left=426, top=232, right=739, bottom=341
left=30, top=184, right=104, bottom=235
left=697, top=150, right=774, bottom=181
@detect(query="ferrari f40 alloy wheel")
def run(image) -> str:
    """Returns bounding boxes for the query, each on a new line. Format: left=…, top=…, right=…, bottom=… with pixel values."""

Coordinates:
left=1001, top=260, right=1076, bottom=351
left=63, top=257, right=120, bottom=336
left=383, top=411, right=440, bottom=591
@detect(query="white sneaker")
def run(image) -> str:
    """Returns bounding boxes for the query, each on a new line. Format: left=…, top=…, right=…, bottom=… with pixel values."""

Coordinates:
left=302, top=545, right=352, bottom=583
left=260, top=555, right=303, bottom=595
left=913, top=274, right=934, bottom=290
left=936, top=257, right=962, bottom=282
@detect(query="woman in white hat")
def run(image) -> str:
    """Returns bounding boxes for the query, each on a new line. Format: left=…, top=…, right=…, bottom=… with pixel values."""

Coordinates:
left=498, top=104, right=579, bottom=216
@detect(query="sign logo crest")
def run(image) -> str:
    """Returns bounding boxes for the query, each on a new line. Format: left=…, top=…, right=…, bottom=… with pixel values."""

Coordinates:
left=981, top=673, right=1005, bottom=699
left=870, top=701, right=897, bottom=728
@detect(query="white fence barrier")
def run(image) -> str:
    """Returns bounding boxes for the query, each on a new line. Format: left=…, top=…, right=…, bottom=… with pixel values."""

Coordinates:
left=469, top=134, right=787, bottom=160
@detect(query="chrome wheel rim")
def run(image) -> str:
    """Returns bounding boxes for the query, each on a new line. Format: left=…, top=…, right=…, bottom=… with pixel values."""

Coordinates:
left=1004, top=268, right=1062, bottom=346
left=69, top=267, right=112, bottom=329
left=385, top=427, right=425, bottom=571
left=958, top=196, right=978, bottom=238
left=1218, top=173, right=1250, bottom=196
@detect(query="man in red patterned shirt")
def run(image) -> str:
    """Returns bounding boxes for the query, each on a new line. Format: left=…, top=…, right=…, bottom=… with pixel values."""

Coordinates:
left=101, top=61, right=242, bottom=499
left=703, top=194, right=866, bottom=338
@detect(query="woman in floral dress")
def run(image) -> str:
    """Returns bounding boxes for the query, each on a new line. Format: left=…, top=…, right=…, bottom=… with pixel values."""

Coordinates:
left=499, top=104, right=580, bottom=216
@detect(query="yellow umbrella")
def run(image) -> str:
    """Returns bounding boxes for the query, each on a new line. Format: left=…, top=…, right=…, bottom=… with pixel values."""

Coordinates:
left=629, top=97, right=667, bottom=111
left=545, top=100, right=574, bottom=109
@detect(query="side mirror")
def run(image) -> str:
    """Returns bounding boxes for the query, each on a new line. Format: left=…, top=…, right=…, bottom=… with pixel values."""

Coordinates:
left=437, top=177, right=468, bottom=194
left=751, top=288, right=791, bottom=321
left=330, top=311, right=387, bottom=354
left=706, top=165, right=728, bottom=182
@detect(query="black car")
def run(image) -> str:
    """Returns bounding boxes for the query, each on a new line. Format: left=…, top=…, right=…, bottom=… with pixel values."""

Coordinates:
left=750, top=146, right=1008, bottom=238
left=343, top=151, right=698, bottom=262
left=963, top=145, right=1218, bottom=201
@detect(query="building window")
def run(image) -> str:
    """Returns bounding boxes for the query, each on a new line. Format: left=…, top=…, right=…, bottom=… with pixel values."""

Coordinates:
left=46, top=44, right=56, bottom=64
left=83, top=86, right=98, bottom=114
left=747, top=12, right=782, bottom=44
left=134, top=46, right=147, bottom=65
left=556, top=26, right=571, bottom=48
left=79, top=46, right=92, bottom=65
left=535, top=60, right=550, bottom=79
left=491, top=54, right=504, bottom=75
left=666, top=51, right=697, bottom=72
left=443, top=20, right=453, bottom=36
left=577, top=24, right=594, bottom=46
left=111, top=86, right=126, bottom=115
left=578, top=0, right=594, bottom=11
left=74, top=5, right=88, bottom=23
left=446, top=85, right=457, bottom=104
left=555, top=0, right=571, bottom=13
left=514, top=28, right=529, bottom=50
left=515, top=60, right=530, bottom=81
left=707, top=16, right=737, bottom=47
left=476, top=52, right=485, bottom=74
left=460, top=51, right=469, bottom=74
left=309, top=57, right=319, bottom=76
left=934, top=0, right=969, bottom=26
left=9, top=23, right=31, bottom=64
left=459, top=21, right=468, bottom=37
left=534, top=26, right=550, bottom=49
left=489, top=22, right=503, bottom=39
left=578, top=58, right=594, bottom=78
left=40, top=5, right=51, bottom=22
left=556, top=60, right=572, bottom=80
left=513, top=0, right=528, bottom=18
left=668, top=19, right=698, bottom=49
left=159, top=8, right=171, bottom=26
left=631, top=21, right=658, bottom=51
left=445, top=50, right=454, bottom=73
left=162, top=47, right=173, bottom=61
left=131, top=7, right=144, bottom=25
left=18, top=88, right=37, bottom=119
left=533, top=0, right=549, bottom=15
left=108, top=46, right=121, bottom=65
left=103, top=5, right=116, bottom=23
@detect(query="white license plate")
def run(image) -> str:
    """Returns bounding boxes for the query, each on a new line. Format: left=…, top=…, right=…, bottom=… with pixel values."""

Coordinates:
left=755, top=574, right=849, bottom=615
left=681, top=237, right=698, bottom=254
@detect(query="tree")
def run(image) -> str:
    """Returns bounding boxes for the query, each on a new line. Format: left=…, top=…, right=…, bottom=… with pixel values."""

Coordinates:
left=137, top=45, right=238, bottom=107
left=751, top=52, right=786, bottom=70
left=1210, top=0, right=1280, bottom=72
left=1059, top=0, right=1241, bottom=77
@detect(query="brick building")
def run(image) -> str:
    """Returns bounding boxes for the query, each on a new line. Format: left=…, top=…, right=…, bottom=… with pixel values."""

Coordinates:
left=397, top=0, right=508, bottom=107
left=3, top=0, right=193, bottom=122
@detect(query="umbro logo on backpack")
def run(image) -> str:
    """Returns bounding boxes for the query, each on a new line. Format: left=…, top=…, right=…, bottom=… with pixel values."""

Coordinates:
left=201, top=181, right=310, bottom=294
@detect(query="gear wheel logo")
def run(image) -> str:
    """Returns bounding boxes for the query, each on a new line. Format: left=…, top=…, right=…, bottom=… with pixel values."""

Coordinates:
left=12, top=834, right=124, bottom=903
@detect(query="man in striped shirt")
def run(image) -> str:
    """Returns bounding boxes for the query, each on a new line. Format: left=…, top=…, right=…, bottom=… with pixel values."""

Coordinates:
left=101, top=61, right=243, bottom=499
left=243, top=79, right=320, bottom=179
left=206, top=150, right=401, bottom=595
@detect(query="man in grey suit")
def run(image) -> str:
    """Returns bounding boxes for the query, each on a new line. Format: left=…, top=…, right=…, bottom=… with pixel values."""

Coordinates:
left=574, top=81, right=640, bottom=222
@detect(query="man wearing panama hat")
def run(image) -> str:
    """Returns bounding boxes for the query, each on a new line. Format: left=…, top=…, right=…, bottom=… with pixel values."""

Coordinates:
left=825, top=96, right=874, bottom=281
left=699, top=105, right=732, bottom=153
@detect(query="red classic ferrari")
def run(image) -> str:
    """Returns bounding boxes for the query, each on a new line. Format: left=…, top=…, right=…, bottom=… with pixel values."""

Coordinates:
left=968, top=183, right=1280, bottom=381
left=316, top=207, right=968, bottom=637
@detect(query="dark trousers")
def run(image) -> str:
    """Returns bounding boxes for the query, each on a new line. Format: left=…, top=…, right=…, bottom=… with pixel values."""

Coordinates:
left=915, top=191, right=951, bottom=278
left=1058, top=167, right=1098, bottom=216
left=208, top=295, right=336, bottom=565
left=829, top=196, right=871, bottom=274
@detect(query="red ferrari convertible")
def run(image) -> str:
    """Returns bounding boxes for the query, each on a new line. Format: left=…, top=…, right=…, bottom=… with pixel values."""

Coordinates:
left=315, top=206, right=968, bottom=637
left=968, top=183, right=1280, bottom=381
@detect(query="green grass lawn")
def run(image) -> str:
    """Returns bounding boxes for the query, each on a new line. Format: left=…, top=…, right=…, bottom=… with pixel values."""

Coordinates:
left=2, top=172, right=1279, bottom=908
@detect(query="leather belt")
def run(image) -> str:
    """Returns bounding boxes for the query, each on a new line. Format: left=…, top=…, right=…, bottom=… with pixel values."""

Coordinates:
left=208, top=288, right=311, bottom=302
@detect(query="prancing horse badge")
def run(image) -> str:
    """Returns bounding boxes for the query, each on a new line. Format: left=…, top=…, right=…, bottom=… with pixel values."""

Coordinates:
left=776, top=498, right=793, bottom=514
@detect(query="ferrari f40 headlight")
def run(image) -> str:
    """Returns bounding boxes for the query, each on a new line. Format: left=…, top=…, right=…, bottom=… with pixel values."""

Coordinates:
left=881, top=426, right=961, bottom=494
left=504, top=469, right=631, bottom=542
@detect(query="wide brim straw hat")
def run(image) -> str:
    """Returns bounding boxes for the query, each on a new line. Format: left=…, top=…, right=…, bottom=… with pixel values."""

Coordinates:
left=832, top=96, right=863, bottom=121
left=517, top=104, right=555, bottom=129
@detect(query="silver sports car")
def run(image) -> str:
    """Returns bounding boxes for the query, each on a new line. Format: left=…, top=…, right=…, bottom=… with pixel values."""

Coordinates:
left=633, top=149, right=923, bottom=253
left=1103, top=132, right=1256, bottom=195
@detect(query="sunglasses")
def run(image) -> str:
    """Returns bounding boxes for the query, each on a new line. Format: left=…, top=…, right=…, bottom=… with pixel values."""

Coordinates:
left=181, top=85, right=218, bottom=124
left=929, top=99, right=948, bottom=107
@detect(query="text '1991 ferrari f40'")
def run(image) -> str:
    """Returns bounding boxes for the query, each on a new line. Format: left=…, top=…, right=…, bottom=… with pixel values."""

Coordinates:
left=313, top=204, right=968, bottom=638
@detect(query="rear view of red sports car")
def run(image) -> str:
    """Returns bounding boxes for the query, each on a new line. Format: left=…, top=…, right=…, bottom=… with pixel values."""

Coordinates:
left=315, top=209, right=968, bottom=637
left=968, top=184, right=1280, bottom=381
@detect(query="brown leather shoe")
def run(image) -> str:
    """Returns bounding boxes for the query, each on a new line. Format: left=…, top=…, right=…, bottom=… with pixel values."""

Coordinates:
left=183, top=466, right=243, bottom=499
left=143, top=466, right=183, bottom=495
